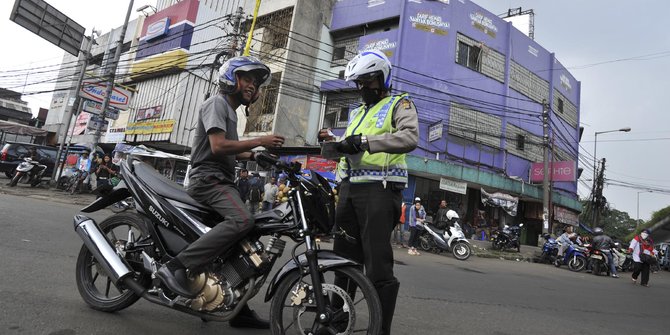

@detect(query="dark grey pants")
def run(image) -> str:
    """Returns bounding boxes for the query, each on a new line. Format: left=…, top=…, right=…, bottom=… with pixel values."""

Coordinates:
left=176, top=176, right=255, bottom=270
left=333, top=181, right=401, bottom=335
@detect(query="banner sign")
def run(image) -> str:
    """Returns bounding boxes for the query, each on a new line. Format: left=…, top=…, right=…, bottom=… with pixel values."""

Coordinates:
left=86, top=114, right=109, bottom=132
left=439, top=178, right=467, bottom=195
left=554, top=206, right=579, bottom=226
left=428, top=121, right=443, bottom=142
left=126, top=119, right=175, bottom=135
left=530, top=161, right=576, bottom=183
left=136, top=105, right=163, bottom=121
left=82, top=99, right=120, bottom=120
left=481, top=188, right=518, bottom=217
left=79, top=81, right=132, bottom=109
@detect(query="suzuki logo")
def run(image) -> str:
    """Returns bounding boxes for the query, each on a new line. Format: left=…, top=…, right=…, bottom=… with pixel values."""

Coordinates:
left=149, top=205, right=170, bottom=227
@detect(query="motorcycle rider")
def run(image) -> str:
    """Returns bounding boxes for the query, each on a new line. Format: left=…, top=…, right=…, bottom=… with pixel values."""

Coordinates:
left=318, top=49, right=419, bottom=335
left=556, top=226, right=576, bottom=259
left=156, top=56, right=285, bottom=329
left=590, top=227, right=619, bottom=278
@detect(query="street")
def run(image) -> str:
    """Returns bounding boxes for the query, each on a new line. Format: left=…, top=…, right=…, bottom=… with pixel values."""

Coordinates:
left=0, top=192, right=667, bottom=335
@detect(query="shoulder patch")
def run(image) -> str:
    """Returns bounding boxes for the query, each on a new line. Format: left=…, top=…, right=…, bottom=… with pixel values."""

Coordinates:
left=402, top=99, right=412, bottom=110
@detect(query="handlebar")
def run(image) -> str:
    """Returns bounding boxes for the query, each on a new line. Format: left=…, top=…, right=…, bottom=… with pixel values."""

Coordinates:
left=255, top=151, right=303, bottom=179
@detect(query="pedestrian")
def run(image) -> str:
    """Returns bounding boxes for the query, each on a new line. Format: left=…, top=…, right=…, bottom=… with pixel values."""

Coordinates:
left=435, top=199, right=449, bottom=230
left=407, top=197, right=426, bottom=256
left=248, top=173, right=262, bottom=214
left=235, top=168, right=250, bottom=207
left=94, top=154, right=117, bottom=198
left=155, top=56, right=285, bottom=329
left=262, top=176, right=278, bottom=211
left=391, top=202, right=407, bottom=247
left=72, top=151, right=91, bottom=193
left=317, top=49, right=419, bottom=335
left=629, top=228, right=658, bottom=287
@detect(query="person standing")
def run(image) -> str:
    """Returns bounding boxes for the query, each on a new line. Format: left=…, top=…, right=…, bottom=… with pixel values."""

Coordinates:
left=318, top=49, right=419, bottom=335
left=262, top=176, right=278, bottom=211
left=95, top=154, right=117, bottom=188
left=247, top=173, right=262, bottom=214
left=629, top=228, right=657, bottom=287
left=392, top=201, right=407, bottom=248
left=407, top=198, right=426, bottom=256
left=435, top=200, right=449, bottom=229
left=235, top=168, right=251, bottom=208
left=155, top=56, right=285, bottom=329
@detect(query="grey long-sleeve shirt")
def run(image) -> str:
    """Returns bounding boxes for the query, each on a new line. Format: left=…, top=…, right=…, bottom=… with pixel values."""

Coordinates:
left=366, top=96, right=419, bottom=154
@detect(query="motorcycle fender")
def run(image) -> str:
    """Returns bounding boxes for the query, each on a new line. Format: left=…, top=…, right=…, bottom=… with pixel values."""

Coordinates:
left=80, top=183, right=131, bottom=213
left=264, top=250, right=359, bottom=302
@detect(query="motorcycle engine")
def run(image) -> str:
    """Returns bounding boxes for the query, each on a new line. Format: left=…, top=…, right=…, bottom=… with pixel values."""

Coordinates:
left=186, top=238, right=280, bottom=312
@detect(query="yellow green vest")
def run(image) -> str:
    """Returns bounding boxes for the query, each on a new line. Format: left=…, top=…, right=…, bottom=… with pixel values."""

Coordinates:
left=337, top=94, right=409, bottom=185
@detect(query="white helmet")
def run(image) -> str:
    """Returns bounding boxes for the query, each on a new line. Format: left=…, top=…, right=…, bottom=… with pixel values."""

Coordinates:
left=446, top=210, right=459, bottom=221
left=414, top=197, right=421, bottom=203
left=344, top=50, right=392, bottom=90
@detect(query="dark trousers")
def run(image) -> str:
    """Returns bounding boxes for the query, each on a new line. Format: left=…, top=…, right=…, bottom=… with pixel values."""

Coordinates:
left=333, top=181, right=401, bottom=335
left=177, top=177, right=254, bottom=270
left=632, top=261, right=650, bottom=285
left=408, top=226, right=420, bottom=248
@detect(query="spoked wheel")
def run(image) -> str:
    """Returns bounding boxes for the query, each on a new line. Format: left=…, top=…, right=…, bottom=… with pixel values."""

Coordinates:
left=452, top=242, right=471, bottom=261
left=270, top=266, right=382, bottom=335
left=568, top=255, right=587, bottom=272
left=75, top=213, right=152, bottom=312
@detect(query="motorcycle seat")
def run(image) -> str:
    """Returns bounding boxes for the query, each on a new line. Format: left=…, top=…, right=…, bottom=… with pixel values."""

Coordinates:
left=426, top=223, right=446, bottom=236
left=133, top=160, right=207, bottom=209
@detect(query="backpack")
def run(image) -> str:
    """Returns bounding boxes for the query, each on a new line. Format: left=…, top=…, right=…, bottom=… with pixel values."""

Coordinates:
left=249, top=184, right=262, bottom=202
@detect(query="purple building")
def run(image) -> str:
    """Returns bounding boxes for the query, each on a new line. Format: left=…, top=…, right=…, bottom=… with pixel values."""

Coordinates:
left=322, top=0, right=581, bottom=244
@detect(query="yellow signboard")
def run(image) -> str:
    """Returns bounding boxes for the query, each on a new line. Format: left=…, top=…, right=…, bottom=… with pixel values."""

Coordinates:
left=126, top=119, right=175, bottom=135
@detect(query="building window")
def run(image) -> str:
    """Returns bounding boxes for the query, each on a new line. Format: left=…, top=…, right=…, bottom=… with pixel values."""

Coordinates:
left=324, top=91, right=359, bottom=128
left=456, top=41, right=481, bottom=71
left=338, top=70, right=345, bottom=79
left=557, top=98, right=564, bottom=113
left=516, top=134, right=525, bottom=150
left=245, top=72, right=281, bottom=133
left=332, top=47, right=346, bottom=61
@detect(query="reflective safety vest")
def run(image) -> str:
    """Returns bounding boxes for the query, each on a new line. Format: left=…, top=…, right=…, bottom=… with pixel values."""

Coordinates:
left=337, top=94, right=409, bottom=185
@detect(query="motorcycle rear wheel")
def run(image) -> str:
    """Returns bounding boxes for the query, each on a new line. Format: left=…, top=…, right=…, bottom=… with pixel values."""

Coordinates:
left=75, top=213, right=152, bottom=312
left=452, top=242, right=471, bottom=261
left=270, top=266, right=382, bottom=335
left=419, top=233, right=432, bottom=252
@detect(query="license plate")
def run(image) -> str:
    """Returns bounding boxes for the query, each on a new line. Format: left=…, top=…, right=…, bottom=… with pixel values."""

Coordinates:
left=591, top=255, right=603, bottom=260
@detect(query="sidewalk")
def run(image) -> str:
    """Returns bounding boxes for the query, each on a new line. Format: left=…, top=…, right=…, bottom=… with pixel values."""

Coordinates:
left=468, top=238, right=542, bottom=262
left=0, top=177, right=97, bottom=207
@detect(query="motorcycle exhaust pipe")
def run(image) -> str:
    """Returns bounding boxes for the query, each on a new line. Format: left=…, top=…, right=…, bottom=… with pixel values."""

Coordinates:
left=73, top=215, right=132, bottom=285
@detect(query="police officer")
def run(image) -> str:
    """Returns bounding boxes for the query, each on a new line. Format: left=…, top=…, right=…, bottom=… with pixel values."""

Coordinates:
left=319, top=49, right=419, bottom=334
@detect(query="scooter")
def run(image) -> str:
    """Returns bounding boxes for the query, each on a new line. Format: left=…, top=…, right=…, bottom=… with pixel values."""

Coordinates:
left=417, top=210, right=472, bottom=260
left=554, top=243, right=588, bottom=272
left=7, top=157, right=47, bottom=187
left=538, top=234, right=558, bottom=264
left=490, top=224, right=524, bottom=252
left=612, top=244, right=634, bottom=272
left=587, top=246, right=611, bottom=276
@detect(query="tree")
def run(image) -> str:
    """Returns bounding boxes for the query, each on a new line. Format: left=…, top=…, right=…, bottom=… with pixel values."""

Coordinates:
left=577, top=200, right=636, bottom=240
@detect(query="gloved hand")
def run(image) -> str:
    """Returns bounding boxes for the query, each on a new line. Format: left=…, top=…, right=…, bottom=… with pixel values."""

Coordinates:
left=336, top=134, right=364, bottom=155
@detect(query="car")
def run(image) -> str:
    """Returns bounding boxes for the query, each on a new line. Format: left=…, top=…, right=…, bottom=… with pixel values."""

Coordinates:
left=0, top=142, right=58, bottom=178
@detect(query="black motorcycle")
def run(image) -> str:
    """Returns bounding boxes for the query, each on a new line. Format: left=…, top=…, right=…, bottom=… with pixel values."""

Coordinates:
left=490, top=224, right=524, bottom=252
left=72, top=153, right=382, bottom=334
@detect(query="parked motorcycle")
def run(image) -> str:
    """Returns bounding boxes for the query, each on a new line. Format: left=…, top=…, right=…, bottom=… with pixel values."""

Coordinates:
left=7, top=157, right=47, bottom=187
left=72, top=153, right=382, bottom=334
left=417, top=210, right=472, bottom=260
left=553, top=243, right=588, bottom=272
left=490, top=224, right=524, bottom=252
left=538, top=234, right=559, bottom=264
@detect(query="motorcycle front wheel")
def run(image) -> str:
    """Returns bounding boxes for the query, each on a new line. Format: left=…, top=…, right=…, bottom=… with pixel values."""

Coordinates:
left=270, top=266, right=382, bottom=335
left=452, top=241, right=471, bottom=261
left=75, top=213, right=153, bottom=312
left=8, top=172, right=22, bottom=187
left=568, top=255, right=587, bottom=272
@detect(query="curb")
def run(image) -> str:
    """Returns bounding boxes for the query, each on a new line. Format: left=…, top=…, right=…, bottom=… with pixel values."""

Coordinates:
left=0, top=183, right=96, bottom=207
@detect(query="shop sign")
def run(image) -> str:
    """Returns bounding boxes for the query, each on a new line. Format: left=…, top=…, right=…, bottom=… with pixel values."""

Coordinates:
left=409, top=12, right=450, bottom=36
left=126, top=119, right=175, bottom=135
left=82, top=99, right=120, bottom=120
left=470, top=12, right=498, bottom=38
left=554, top=206, right=579, bottom=226
left=530, top=161, right=576, bottom=182
left=428, top=121, right=442, bottom=142
left=136, top=105, right=163, bottom=121
left=440, top=178, right=467, bottom=195
left=481, top=188, right=518, bottom=217
left=79, top=81, right=132, bottom=109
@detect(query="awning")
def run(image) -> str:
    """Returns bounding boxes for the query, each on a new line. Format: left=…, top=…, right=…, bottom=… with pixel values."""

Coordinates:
left=0, top=120, right=48, bottom=136
left=481, top=188, right=518, bottom=217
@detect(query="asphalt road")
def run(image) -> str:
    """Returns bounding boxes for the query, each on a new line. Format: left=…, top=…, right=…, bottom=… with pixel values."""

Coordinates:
left=0, top=193, right=667, bottom=335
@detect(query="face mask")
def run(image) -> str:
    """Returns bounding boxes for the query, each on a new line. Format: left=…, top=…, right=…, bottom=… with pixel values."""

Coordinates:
left=361, top=87, right=382, bottom=105
left=641, top=232, right=649, bottom=239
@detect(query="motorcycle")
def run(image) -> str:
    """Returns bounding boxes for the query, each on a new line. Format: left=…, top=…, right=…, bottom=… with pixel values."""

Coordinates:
left=417, top=210, right=472, bottom=261
left=538, top=234, right=559, bottom=264
left=553, top=243, right=588, bottom=272
left=72, top=153, right=382, bottom=334
left=612, top=245, right=634, bottom=272
left=490, top=224, right=524, bottom=252
left=587, top=246, right=611, bottom=276
left=7, top=157, right=47, bottom=187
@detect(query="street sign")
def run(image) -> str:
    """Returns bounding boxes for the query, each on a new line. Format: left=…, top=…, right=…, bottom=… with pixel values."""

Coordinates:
left=86, top=114, right=108, bottom=132
left=82, top=99, right=120, bottom=120
left=79, top=80, right=132, bottom=109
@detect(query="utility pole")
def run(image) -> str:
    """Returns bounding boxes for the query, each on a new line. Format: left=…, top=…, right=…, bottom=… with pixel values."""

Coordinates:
left=93, top=0, right=134, bottom=152
left=50, top=31, right=97, bottom=185
left=231, top=6, right=244, bottom=56
left=592, top=158, right=606, bottom=227
left=541, top=100, right=550, bottom=235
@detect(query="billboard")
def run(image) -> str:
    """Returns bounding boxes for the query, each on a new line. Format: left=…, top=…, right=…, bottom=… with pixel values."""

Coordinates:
left=79, top=80, right=132, bottom=110
left=10, top=0, right=85, bottom=56
left=529, top=161, right=577, bottom=183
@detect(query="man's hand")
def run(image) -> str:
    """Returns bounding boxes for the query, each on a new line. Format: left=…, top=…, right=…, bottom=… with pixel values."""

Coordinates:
left=318, top=128, right=335, bottom=142
left=258, top=135, right=285, bottom=148
left=336, top=134, right=364, bottom=154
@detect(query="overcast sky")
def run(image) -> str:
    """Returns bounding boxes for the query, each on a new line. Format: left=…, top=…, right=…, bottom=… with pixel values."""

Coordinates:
left=2, top=0, right=669, bottom=221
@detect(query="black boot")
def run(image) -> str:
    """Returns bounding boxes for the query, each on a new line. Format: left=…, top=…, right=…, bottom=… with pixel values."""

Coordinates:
left=155, top=258, right=196, bottom=299
left=376, top=280, right=400, bottom=335
left=229, top=304, right=269, bottom=329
